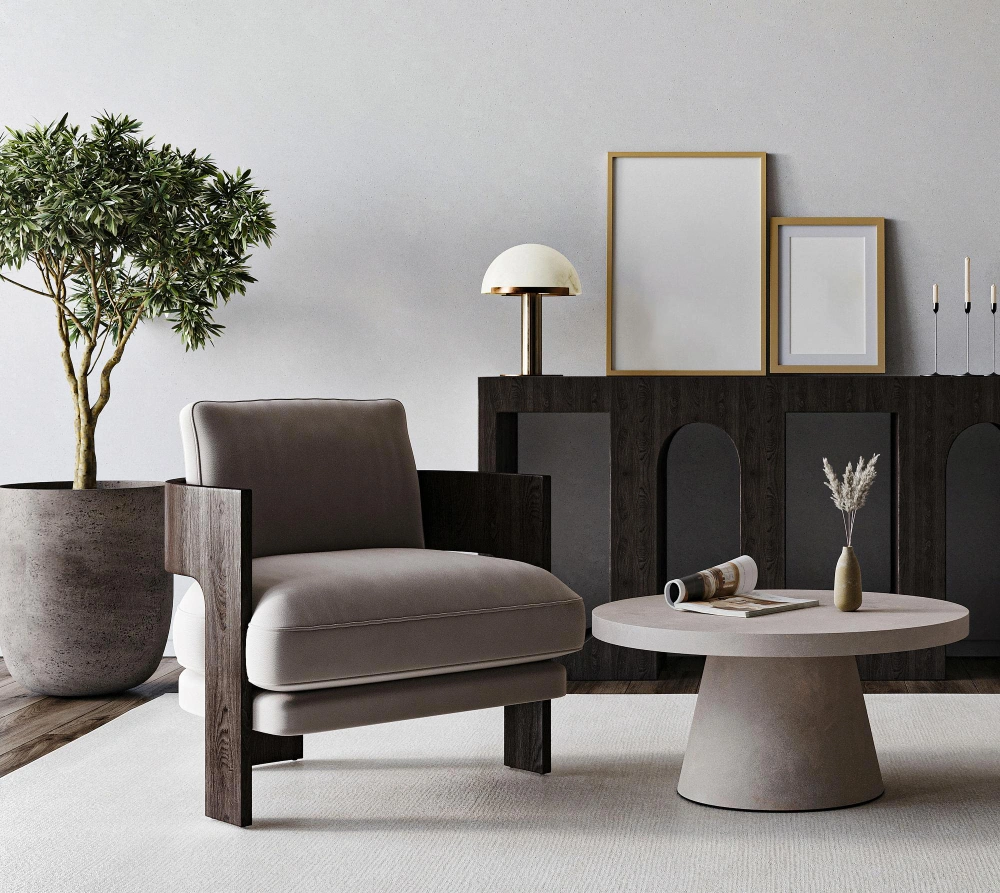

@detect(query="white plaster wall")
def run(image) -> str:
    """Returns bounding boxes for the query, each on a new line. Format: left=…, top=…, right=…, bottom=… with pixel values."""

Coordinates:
left=1, top=1, right=999, bottom=652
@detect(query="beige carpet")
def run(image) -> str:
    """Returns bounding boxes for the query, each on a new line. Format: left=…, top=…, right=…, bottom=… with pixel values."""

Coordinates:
left=2, top=694, right=1000, bottom=892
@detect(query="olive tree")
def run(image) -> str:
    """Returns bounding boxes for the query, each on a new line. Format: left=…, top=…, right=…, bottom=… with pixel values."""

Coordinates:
left=0, top=113, right=275, bottom=487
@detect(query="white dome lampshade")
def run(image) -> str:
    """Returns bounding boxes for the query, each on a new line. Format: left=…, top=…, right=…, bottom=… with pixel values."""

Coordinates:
left=481, top=244, right=581, bottom=376
left=481, top=244, right=582, bottom=295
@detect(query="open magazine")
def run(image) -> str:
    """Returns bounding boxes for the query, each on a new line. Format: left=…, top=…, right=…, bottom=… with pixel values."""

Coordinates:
left=664, top=556, right=818, bottom=617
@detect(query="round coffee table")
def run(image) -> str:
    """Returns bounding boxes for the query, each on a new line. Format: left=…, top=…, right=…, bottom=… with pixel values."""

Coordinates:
left=592, top=590, right=968, bottom=811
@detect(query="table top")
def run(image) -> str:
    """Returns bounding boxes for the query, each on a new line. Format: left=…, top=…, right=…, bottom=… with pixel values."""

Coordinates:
left=591, top=591, right=969, bottom=658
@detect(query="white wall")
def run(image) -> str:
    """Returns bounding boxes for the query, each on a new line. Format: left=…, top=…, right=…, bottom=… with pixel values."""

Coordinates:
left=2, top=1, right=999, bottom=648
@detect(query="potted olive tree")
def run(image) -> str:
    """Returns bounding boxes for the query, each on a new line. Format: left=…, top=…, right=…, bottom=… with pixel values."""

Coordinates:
left=0, top=114, right=275, bottom=695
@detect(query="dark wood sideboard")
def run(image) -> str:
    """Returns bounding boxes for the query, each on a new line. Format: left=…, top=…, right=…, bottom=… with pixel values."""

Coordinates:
left=479, top=374, right=1000, bottom=682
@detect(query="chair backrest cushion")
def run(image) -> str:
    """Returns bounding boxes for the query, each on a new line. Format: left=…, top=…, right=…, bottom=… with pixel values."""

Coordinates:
left=180, top=398, right=424, bottom=557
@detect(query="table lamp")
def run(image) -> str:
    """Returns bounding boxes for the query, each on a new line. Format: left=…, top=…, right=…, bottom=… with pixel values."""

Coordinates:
left=481, top=243, right=581, bottom=375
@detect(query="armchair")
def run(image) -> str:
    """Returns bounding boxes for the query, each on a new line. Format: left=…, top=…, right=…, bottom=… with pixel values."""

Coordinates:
left=165, top=398, right=585, bottom=826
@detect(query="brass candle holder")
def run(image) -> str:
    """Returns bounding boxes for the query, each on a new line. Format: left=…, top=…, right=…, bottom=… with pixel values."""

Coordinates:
left=962, top=256, right=972, bottom=376
left=992, top=284, right=998, bottom=376
left=963, top=297, right=972, bottom=376
left=923, top=283, right=940, bottom=376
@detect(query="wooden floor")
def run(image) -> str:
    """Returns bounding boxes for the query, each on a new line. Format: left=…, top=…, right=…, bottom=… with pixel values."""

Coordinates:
left=2, top=655, right=999, bottom=780
left=567, top=655, right=1000, bottom=694
left=0, top=656, right=183, bottom=779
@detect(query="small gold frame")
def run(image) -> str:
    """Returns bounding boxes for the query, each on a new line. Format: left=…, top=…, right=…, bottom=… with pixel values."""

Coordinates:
left=769, top=217, right=885, bottom=374
left=606, top=151, right=768, bottom=376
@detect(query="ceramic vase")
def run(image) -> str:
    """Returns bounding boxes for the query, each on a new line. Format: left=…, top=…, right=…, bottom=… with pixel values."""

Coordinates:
left=834, top=545, right=863, bottom=612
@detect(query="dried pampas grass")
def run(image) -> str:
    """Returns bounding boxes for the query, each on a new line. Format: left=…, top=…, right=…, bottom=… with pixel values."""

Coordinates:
left=822, top=454, right=879, bottom=546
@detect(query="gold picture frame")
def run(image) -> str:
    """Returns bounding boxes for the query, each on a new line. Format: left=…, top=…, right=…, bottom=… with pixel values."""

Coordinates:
left=606, top=151, right=767, bottom=376
left=769, top=217, right=885, bottom=374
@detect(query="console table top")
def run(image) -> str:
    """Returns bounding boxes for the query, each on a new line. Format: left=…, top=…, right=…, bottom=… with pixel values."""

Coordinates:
left=591, top=591, right=969, bottom=658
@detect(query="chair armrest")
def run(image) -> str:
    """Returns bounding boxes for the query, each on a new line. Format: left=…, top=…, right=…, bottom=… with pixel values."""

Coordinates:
left=165, top=478, right=251, bottom=584
left=164, top=478, right=254, bottom=825
left=417, top=470, right=551, bottom=569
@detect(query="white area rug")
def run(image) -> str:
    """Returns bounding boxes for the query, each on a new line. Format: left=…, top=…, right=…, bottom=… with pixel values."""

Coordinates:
left=2, top=694, right=1000, bottom=893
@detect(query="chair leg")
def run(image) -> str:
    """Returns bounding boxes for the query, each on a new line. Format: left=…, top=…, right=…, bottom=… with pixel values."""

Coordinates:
left=504, top=700, right=551, bottom=774
left=206, top=722, right=302, bottom=826
left=251, top=731, right=304, bottom=765
left=205, top=695, right=253, bottom=827
left=206, top=718, right=302, bottom=827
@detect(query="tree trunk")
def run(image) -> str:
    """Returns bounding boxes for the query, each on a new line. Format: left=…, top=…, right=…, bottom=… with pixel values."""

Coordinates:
left=74, top=416, right=97, bottom=489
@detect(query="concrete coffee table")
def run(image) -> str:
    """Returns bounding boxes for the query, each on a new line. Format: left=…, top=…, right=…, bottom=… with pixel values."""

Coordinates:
left=592, top=590, right=968, bottom=811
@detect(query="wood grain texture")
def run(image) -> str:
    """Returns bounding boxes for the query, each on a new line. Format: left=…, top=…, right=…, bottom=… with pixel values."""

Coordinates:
left=571, top=681, right=627, bottom=694
left=165, top=479, right=255, bottom=827
left=554, top=635, right=654, bottom=681
left=960, top=657, right=1000, bottom=693
left=418, top=470, right=551, bottom=569
left=503, top=700, right=551, bottom=774
left=0, top=692, right=114, bottom=757
left=567, top=658, right=991, bottom=694
left=479, top=380, right=651, bottom=680
left=0, top=678, right=47, bottom=720
left=251, top=730, right=303, bottom=765
left=480, top=375, right=1000, bottom=682
left=0, top=658, right=181, bottom=777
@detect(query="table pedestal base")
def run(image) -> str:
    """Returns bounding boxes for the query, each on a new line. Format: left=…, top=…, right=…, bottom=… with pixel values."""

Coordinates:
left=677, top=655, right=884, bottom=811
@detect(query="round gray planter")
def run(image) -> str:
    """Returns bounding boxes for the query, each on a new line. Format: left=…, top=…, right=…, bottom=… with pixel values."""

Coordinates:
left=0, top=481, right=172, bottom=696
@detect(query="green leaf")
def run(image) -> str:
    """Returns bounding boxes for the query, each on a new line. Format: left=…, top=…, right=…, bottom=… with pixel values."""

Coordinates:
left=0, top=111, right=276, bottom=356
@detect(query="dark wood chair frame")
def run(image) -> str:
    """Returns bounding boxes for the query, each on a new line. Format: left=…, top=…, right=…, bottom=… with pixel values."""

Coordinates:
left=165, top=469, right=556, bottom=827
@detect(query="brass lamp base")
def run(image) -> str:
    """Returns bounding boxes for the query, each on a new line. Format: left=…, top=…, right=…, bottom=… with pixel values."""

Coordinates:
left=488, top=286, right=571, bottom=376
left=521, top=293, right=543, bottom=375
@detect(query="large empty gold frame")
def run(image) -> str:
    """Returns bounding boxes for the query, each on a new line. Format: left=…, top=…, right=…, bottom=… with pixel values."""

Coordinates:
left=606, top=151, right=767, bottom=376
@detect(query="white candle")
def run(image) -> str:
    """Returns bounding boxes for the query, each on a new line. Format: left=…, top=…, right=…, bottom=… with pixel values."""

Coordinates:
left=933, top=283, right=939, bottom=307
left=966, top=256, right=971, bottom=306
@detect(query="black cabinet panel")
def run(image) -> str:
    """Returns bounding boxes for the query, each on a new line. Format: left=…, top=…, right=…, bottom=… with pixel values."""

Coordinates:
left=785, top=413, right=892, bottom=593
left=518, top=413, right=610, bottom=624
left=947, top=423, right=1000, bottom=656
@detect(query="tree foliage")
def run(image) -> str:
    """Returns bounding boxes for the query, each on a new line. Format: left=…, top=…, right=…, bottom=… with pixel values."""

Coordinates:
left=0, top=113, right=275, bottom=487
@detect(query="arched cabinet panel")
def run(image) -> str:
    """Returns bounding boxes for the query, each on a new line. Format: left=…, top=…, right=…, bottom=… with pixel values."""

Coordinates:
left=662, top=423, right=740, bottom=586
left=947, top=423, right=1000, bottom=656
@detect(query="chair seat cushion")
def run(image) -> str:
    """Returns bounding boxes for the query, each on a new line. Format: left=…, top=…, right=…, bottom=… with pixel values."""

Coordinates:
left=173, top=548, right=585, bottom=691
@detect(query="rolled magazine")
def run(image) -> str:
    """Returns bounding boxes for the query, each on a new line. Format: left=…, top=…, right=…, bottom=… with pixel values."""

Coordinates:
left=664, top=556, right=818, bottom=617
left=666, top=555, right=758, bottom=605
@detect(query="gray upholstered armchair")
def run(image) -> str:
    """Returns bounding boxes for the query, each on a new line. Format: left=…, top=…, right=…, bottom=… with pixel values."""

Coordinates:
left=166, top=398, right=586, bottom=826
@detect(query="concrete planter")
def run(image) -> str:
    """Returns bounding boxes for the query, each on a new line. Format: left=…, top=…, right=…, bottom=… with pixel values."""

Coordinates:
left=0, top=481, right=171, bottom=696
